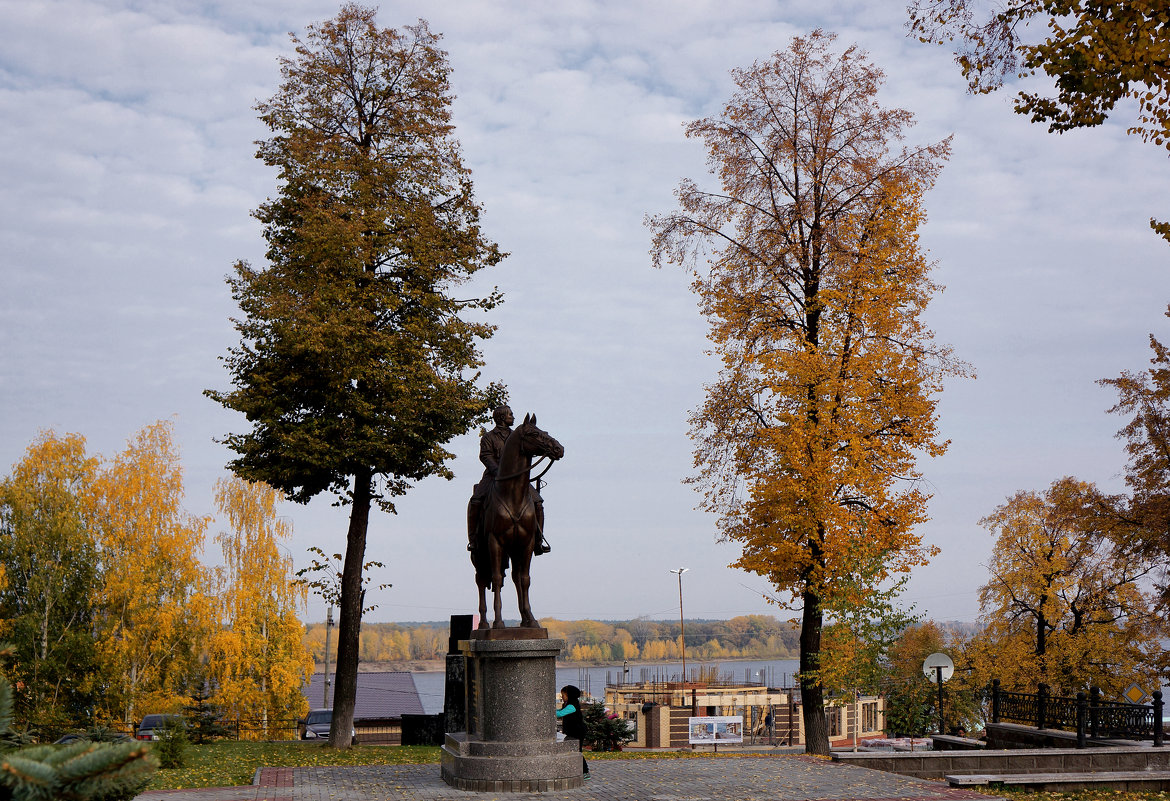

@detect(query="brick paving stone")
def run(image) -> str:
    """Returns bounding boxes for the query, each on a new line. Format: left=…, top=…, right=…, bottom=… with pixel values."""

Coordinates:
left=132, top=789, right=290, bottom=800
left=135, top=755, right=999, bottom=801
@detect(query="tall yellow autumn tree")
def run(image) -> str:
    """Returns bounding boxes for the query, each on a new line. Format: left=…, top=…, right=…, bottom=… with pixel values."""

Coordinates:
left=207, top=477, right=312, bottom=736
left=90, top=422, right=214, bottom=724
left=649, top=31, right=966, bottom=754
left=0, top=432, right=100, bottom=730
left=970, top=477, right=1163, bottom=697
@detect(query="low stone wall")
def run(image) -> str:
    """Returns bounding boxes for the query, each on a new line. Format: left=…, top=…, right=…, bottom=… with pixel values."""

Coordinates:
left=930, top=735, right=985, bottom=751
left=985, top=722, right=1151, bottom=750
left=833, top=745, right=1170, bottom=780
left=987, top=722, right=1081, bottom=749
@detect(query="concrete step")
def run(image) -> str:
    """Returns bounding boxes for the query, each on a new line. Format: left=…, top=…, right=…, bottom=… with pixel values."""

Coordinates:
left=947, top=770, right=1170, bottom=791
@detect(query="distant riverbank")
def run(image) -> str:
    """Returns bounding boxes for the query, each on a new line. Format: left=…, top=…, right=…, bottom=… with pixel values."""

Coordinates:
left=314, top=655, right=798, bottom=675
left=407, top=658, right=803, bottom=714
left=304, top=615, right=802, bottom=667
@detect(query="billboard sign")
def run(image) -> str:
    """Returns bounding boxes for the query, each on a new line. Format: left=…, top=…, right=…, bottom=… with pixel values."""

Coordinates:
left=689, top=715, right=743, bottom=744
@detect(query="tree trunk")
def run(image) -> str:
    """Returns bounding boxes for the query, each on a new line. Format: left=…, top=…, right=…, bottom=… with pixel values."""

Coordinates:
left=800, top=583, right=830, bottom=755
left=330, top=469, right=372, bottom=749
left=40, top=594, right=50, bottom=661
left=1035, top=599, right=1047, bottom=656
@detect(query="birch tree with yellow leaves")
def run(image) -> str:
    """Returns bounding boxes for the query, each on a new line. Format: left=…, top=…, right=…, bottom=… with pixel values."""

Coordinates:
left=649, top=31, right=967, bottom=754
left=90, top=422, right=214, bottom=724
left=0, top=432, right=100, bottom=730
left=207, top=477, right=312, bottom=736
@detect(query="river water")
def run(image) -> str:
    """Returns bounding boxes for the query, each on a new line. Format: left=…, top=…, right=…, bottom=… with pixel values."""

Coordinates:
left=411, top=658, right=801, bottom=714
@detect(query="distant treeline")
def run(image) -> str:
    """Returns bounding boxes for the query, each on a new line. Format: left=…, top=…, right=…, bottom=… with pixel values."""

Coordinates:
left=303, top=615, right=804, bottom=664
left=547, top=616, right=800, bottom=662
left=304, top=620, right=448, bottom=663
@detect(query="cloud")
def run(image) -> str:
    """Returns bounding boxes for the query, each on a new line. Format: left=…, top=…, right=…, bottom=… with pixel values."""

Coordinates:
left=2, top=0, right=1168, bottom=625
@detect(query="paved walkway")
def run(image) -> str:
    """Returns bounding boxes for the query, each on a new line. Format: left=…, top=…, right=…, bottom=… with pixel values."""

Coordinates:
left=135, top=755, right=999, bottom=801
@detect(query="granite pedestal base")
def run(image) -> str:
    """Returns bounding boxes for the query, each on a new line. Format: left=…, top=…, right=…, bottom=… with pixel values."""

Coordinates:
left=440, top=636, right=583, bottom=792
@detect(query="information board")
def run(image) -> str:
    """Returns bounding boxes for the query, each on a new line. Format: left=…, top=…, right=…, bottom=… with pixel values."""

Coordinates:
left=688, top=715, right=743, bottom=744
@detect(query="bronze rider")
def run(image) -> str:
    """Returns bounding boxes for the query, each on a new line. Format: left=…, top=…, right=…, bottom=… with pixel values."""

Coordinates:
left=467, top=405, right=551, bottom=555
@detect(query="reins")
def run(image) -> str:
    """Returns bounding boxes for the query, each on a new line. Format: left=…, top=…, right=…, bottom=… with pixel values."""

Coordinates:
left=491, top=455, right=555, bottom=533
left=495, top=455, right=554, bottom=483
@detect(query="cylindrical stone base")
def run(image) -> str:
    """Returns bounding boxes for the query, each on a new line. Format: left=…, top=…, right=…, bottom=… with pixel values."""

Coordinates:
left=440, top=637, right=583, bottom=792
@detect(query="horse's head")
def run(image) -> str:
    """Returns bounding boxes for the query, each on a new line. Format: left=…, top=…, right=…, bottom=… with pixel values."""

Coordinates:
left=517, top=413, right=564, bottom=461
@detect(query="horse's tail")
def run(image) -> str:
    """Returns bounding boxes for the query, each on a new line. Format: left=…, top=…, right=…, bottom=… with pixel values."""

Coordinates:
left=472, top=536, right=509, bottom=580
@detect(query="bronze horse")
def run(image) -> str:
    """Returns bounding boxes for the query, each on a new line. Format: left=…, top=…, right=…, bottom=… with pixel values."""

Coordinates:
left=472, top=413, right=563, bottom=629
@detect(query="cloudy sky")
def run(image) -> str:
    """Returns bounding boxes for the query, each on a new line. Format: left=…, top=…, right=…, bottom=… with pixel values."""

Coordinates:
left=2, top=0, right=1167, bottom=628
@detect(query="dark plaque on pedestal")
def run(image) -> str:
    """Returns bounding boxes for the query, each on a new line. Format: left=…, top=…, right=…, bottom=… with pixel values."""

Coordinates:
left=444, top=615, right=474, bottom=735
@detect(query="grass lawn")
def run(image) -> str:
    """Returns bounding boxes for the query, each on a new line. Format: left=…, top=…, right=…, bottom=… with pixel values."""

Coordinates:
left=146, top=743, right=1170, bottom=801
left=146, top=742, right=730, bottom=789
left=145, top=742, right=441, bottom=791
left=981, top=791, right=1170, bottom=801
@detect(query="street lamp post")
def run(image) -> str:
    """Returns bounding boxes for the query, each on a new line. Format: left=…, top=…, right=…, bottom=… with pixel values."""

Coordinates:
left=323, top=606, right=333, bottom=707
left=670, top=568, right=689, bottom=685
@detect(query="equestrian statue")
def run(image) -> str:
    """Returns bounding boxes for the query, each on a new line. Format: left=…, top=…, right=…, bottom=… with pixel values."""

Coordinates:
left=466, top=406, right=564, bottom=629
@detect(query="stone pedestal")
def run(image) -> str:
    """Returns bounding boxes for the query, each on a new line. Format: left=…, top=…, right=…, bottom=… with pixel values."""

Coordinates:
left=441, top=636, right=583, bottom=792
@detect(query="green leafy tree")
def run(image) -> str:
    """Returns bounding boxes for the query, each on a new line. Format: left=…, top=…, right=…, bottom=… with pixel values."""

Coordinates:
left=207, top=4, right=503, bottom=748
left=883, top=623, right=947, bottom=737
left=818, top=536, right=920, bottom=701
left=648, top=30, right=963, bottom=754
left=150, top=717, right=187, bottom=770
left=295, top=546, right=388, bottom=614
left=0, top=432, right=99, bottom=733
left=581, top=701, right=634, bottom=752
left=182, top=683, right=228, bottom=745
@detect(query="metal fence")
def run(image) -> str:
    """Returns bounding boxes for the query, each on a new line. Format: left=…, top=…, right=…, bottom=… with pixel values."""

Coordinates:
left=34, top=717, right=403, bottom=746
left=991, top=679, right=1164, bottom=748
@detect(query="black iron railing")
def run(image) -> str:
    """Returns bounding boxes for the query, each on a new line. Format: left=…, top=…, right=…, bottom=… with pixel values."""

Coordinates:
left=991, top=679, right=1164, bottom=748
left=33, top=717, right=402, bottom=745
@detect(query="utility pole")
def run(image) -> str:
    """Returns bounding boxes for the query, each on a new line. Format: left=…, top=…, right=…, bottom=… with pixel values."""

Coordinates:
left=670, top=568, right=689, bottom=684
left=323, top=606, right=333, bottom=707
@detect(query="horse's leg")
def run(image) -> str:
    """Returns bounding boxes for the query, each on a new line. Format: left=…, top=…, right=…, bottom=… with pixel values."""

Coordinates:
left=476, top=572, right=489, bottom=630
left=471, top=527, right=490, bottom=630
left=489, top=532, right=506, bottom=629
left=514, top=528, right=537, bottom=628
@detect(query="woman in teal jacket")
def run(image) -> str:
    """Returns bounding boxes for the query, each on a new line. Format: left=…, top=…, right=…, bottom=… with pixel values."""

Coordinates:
left=556, top=684, right=588, bottom=778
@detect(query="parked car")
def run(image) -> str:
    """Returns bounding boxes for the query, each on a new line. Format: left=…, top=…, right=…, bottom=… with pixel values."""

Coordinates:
left=53, top=733, right=88, bottom=745
left=135, top=714, right=184, bottom=741
left=54, top=727, right=132, bottom=745
left=299, top=708, right=356, bottom=744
